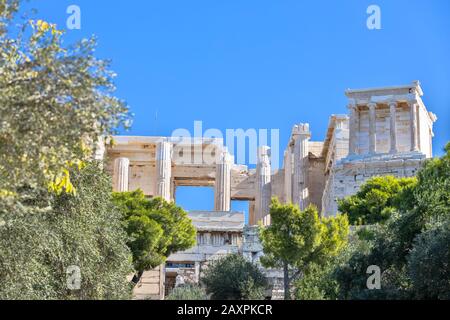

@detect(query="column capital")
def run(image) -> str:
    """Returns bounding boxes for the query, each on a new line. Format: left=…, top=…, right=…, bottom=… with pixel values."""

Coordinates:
left=156, top=141, right=173, bottom=159
left=347, top=98, right=357, bottom=109
left=367, top=102, right=377, bottom=110
left=292, top=123, right=311, bottom=138
left=388, top=100, right=398, bottom=108
left=115, top=156, right=130, bottom=162
left=257, top=146, right=271, bottom=164
left=217, top=148, right=234, bottom=165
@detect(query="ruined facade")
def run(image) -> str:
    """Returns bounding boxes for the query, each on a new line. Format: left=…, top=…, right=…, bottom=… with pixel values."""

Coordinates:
left=165, top=211, right=244, bottom=296
left=103, top=81, right=437, bottom=299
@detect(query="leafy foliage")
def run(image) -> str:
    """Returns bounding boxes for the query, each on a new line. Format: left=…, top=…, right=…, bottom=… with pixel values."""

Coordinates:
left=338, top=176, right=417, bottom=225
left=201, top=254, right=268, bottom=300
left=0, top=163, right=134, bottom=299
left=408, top=220, right=450, bottom=299
left=260, top=199, right=349, bottom=300
left=112, top=190, right=196, bottom=275
left=166, top=284, right=208, bottom=300
left=294, top=263, right=338, bottom=300
left=334, top=143, right=450, bottom=300
left=293, top=236, right=368, bottom=301
left=0, top=0, right=19, bottom=35
left=0, top=3, right=130, bottom=194
left=0, top=2, right=133, bottom=300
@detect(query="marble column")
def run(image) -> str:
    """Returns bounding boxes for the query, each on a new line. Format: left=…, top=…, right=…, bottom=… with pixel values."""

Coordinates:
left=256, top=146, right=271, bottom=226
left=368, top=102, right=377, bottom=154
left=214, top=149, right=233, bottom=211
left=283, top=147, right=293, bottom=204
left=348, top=103, right=358, bottom=156
left=292, top=124, right=310, bottom=210
left=156, top=141, right=172, bottom=201
left=409, top=100, right=419, bottom=152
left=113, top=157, right=130, bottom=192
left=389, top=101, right=398, bottom=154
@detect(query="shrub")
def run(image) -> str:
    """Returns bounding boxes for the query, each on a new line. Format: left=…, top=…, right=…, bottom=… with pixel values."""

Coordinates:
left=202, top=254, right=268, bottom=300
left=166, top=284, right=207, bottom=300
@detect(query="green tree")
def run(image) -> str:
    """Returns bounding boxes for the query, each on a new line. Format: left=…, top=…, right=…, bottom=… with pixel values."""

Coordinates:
left=260, top=199, right=349, bottom=300
left=0, top=162, right=134, bottom=299
left=334, top=143, right=450, bottom=300
left=338, top=176, right=417, bottom=225
left=408, top=220, right=450, bottom=300
left=201, top=254, right=268, bottom=300
left=293, top=238, right=365, bottom=301
left=0, top=1, right=132, bottom=299
left=112, top=190, right=196, bottom=282
left=0, top=1, right=130, bottom=194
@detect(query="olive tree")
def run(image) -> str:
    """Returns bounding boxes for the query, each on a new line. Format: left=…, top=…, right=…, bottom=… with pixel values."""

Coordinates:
left=0, top=1, right=133, bottom=299
left=0, top=1, right=130, bottom=194
left=0, top=163, right=134, bottom=299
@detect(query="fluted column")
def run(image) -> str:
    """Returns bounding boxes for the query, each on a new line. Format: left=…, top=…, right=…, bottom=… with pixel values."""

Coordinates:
left=389, top=101, right=398, bottom=154
left=214, top=149, right=233, bottom=211
left=256, top=146, right=271, bottom=226
left=409, top=100, right=419, bottom=152
left=156, top=141, right=172, bottom=201
left=113, top=157, right=130, bottom=192
left=283, top=147, right=293, bottom=204
left=348, top=103, right=358, bottom=156
left=368, top=102, right=377, bottom=154
left=292, top=124, right=311, bottom=210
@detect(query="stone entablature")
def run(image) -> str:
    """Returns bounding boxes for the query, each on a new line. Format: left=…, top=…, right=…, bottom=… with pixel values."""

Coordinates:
left=106, top=136, right=273, bottom=226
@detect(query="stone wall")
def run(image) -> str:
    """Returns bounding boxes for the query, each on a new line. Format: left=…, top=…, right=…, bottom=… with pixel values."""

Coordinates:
left=307, top=157, right=326, bottom=212
left=271, top=169, right=285, bottom=203
left=321, top=153, right=424, bottom=217
left=133, top=265, right=165, bottom=300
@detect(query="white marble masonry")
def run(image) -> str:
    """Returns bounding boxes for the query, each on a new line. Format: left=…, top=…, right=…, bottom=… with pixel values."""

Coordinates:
left=113, top=157, right=130, bottom=192
left=156, top=141, right=172, bottom=201
left=214, top=149, right=233, bottom=211
left=255, top=146, right=272, bottom=226
left=292, top=124, right=310, bottom=210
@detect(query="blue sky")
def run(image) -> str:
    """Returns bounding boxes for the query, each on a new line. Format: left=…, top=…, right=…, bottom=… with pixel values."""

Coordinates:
left=22, top=0, right=450, bottom=218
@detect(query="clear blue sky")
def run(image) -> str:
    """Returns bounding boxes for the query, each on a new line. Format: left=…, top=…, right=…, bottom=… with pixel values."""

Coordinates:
left=23, top=0, right=450, bottom=218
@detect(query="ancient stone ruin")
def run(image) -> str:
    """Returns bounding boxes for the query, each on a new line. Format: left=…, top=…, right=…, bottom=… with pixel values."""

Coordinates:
left=99, top=81, right=437, bottom=299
